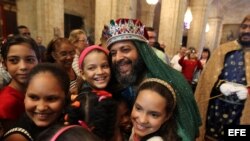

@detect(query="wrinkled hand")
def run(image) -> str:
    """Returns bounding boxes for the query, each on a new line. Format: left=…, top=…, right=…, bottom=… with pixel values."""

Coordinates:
left=234, top=86, right=248, bottom=100
left=219, top=82, right=238, bottom=96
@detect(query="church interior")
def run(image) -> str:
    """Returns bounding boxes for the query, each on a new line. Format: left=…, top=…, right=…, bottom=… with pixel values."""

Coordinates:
left=1, top=1, right=250, bottom=140
left=0, top=0, right=250, bottom=57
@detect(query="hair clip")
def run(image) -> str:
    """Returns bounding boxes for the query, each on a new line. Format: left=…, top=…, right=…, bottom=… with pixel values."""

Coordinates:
left=1, top=39, right=6, bottom=45
left=51, top=125, right=78, bottom=141
left=92, top=90, right=112, bottom=102
left=78, top=120, right=91, bottom=132
left=71, top=101, right=80, bottom=108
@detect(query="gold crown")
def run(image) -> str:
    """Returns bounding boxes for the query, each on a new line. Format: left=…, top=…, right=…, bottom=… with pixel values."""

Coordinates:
left=140, top=78, right=176, bottom=107
left=106, top=18, right=147, bottom=48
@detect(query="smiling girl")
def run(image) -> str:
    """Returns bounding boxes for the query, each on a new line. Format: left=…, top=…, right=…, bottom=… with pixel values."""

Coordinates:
left=0, top=36, right=40, bottom=134
left=64, top=45, right=117, bottom=140
left=2, top=63, right=70, bottom=141
left=130, top=78, right=180, bottom=141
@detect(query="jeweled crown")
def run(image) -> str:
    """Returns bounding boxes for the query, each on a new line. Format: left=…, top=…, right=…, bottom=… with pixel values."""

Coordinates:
left=106, top=18, right=148, bottom=48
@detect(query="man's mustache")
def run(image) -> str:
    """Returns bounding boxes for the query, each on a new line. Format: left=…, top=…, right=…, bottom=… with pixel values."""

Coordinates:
left=116, top=59, right=131, bottom=66
left=241, top=33, right=250, bottom=37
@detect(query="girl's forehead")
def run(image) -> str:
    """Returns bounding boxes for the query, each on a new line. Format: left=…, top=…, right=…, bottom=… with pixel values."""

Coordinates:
left=31, top=72, right=57, bottom=80
left=7, top=43, right=35, bottom=55
left=28, top=72, right=64, bottom=91
left=9, top=43, right=32, bottom=49
left=85, top=50, right=108, bottom=59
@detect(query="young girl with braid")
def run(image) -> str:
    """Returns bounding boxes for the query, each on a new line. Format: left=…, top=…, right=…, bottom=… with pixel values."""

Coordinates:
left=64, top=45, right=117, bottom=141
left=130, top=78, right=180, bottom=141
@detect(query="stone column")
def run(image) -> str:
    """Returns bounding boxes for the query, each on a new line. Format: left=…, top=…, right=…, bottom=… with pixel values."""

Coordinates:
left=187, top=0, right=209, bottom=51
left=95, top=0, right=137, bottom=44
left=16, top=0, right=36, bottom=36
left=116, top=0, right=137, bottom=18
left=95, top=0, right=112, bottom=45
left=138, top=0, right=156, bottom=27
left=205, top=17, right=223, bottom=51
left=158, top=0, right=187, bottom=58
left=16, top=0, right=64, bottom=46
left=36, top=0, right=64, bottom=45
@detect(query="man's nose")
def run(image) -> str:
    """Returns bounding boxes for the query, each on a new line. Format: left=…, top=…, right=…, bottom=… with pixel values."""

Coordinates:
left=115, top=51, right=124, bottom=61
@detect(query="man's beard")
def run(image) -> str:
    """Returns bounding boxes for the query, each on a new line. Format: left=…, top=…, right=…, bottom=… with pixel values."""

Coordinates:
left=238, top=33, right=250, bottom=47
left=112, top=55, right=146, bottom=86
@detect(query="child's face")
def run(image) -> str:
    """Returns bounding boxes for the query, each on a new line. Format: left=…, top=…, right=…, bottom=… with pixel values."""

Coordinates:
left=131, top=89, right=168, bottom=138
left=53, top=43, right=75, bottom=69
left=118, top=101, right=132, bottom=133
left=81, top=51, right=110, bottom=89
left=24, top=72, right=66, bottom=127
left=5, top=43, right=38, bottom=86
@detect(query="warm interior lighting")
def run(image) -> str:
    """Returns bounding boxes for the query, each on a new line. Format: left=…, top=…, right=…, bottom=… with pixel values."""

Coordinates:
left=205, top=23, right=210, bottom=32
left=184, top=7, right=193, bottom=29
left=146, top=0, right=159, bottom=5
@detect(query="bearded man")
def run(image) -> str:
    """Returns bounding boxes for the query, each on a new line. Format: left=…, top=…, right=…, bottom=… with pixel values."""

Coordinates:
left=106, top=18, right=201, bottom=141
left=195, top=14, right=250, bottom=141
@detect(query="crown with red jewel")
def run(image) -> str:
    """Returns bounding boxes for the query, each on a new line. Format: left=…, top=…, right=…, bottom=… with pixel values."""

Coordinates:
left=106, top=18, right=148, bottom=48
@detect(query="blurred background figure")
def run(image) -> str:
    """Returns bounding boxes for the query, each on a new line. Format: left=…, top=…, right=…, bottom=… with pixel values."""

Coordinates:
left=193, top=47, right=211, bottom=81
left=14, top=25, right=31, bottom=37
left=191, top=47, right=211, bottom=91
left=170, top=46, right=187, bottom=71
left=36, top=36, right=47, bottom=62
left=99, top=25, right=110, bottom=48
left=68, top=29, right=89, bottom=76
left=199, top=47, right=211, bottom=68
left=179, top=47, right=203, bottom=91
left=153, top=41, right=164, bottom=52
left=145, top=27, right=170, bottom=64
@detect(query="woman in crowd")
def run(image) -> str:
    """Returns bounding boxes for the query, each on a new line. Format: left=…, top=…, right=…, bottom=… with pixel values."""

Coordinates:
left=68, top=29, right=89, bottom=76
left=46, top=37, right=81, bottom=100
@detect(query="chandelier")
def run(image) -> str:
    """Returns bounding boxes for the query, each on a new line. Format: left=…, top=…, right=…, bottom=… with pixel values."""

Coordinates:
left=146, top=0, right=159, bottom=5
left=184, top=7, right=193, bottom=29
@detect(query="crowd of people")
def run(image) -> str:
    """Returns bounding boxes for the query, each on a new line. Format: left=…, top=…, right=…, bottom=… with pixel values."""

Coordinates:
left=0, top=14, right=249, bottom=141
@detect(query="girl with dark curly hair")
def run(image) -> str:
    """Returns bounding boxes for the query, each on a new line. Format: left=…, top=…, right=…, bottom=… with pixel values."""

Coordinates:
left=64, top=45, right=117, bottom=141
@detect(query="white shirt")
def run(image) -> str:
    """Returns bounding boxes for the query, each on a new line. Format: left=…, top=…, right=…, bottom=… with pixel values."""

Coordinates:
left=72, top=54, right=81, bottom=76
left=170, top=54, right=182, bottom=71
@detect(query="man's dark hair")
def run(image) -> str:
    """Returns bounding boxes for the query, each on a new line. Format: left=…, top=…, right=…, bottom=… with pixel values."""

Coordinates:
left=145, top=27, right=155, bottom=32
left=14, top=25, right=28, bottom=35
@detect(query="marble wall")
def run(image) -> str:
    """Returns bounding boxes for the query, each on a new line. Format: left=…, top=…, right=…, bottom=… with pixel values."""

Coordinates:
left=9, top=0, right=250, bottom=54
